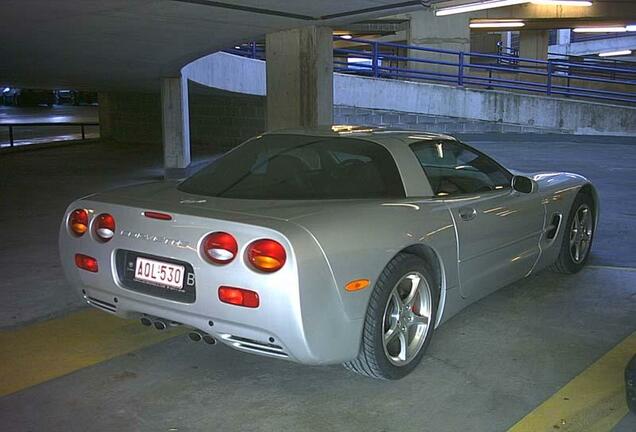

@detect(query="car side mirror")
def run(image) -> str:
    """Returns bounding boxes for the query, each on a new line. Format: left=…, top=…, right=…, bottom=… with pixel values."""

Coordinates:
left=512, top=175, right=536, bottom=194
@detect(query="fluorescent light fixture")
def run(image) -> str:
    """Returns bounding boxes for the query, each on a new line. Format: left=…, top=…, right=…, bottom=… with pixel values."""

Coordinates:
left=573, top=26, right=627, bottom=33
left=340, top=34, right=353, bottom=39
left=435, top=0, right=528, bottom=16
left=470, top=21, right=525, bottom=28
left=599, top=49, right=632, bottom=57
left=627, top=25, right=636, bottom=32
left=531, top=1, right=592, bottom=5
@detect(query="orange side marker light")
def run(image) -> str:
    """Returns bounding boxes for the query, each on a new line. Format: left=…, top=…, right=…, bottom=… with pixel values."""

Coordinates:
left=345, top=279, right=370, bottom=292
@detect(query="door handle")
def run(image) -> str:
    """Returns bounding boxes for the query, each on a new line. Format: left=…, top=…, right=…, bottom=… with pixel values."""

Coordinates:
left=458, top=207, right=477, bottom=221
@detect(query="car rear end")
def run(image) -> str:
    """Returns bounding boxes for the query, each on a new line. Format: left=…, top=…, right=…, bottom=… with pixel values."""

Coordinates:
left=59, top=195, right=361, bottom=365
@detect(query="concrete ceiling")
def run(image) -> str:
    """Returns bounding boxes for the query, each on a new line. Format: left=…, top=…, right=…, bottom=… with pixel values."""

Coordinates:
left=0, top=0, right=423, bottom=91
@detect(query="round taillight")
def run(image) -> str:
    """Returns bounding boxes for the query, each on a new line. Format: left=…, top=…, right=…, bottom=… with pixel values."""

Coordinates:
left=95, top=213, right=116, bottom=242
left=69, top=209, right=89, bottom=237
left=247, top=239, right=286, bottom=273
left=202, top=232, right=238, bottom=264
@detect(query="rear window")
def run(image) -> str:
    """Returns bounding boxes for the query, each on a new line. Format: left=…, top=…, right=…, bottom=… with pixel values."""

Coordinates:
left=178, top=134, right=405, bottom=200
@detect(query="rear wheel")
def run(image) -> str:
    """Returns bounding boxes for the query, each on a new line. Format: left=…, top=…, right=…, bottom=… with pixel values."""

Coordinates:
left=343, top=254, right=439, bottom=380
left=551, top=192, right=595, bottom=274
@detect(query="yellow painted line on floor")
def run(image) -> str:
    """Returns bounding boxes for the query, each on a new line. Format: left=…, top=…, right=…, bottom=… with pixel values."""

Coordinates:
left=508, top=331, right=636, bottom=432
left=0, top=309, right=185, bottom=397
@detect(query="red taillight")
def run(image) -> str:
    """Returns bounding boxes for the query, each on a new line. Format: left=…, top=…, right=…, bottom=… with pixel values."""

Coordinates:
left=202, top=232, right=238, bottom=264
left=247, top=239, right=286, bottom=273
left=75, top=254, right=98, bottom=272
left=94, top=213, right=116, bottom=242
left=218, top=286, right=259, bottom=308
left=143, top=211, right=172, bottom=221
left=69, top=209, right=89, bottom=237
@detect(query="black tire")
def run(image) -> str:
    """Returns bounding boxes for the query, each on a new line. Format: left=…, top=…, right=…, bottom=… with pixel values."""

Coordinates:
left=343, top=253, right=440, bottom=380
left=550, top=191, right=595, bottom=274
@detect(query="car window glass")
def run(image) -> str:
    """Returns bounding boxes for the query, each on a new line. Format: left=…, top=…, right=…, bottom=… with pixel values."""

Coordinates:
left=410, top=140, right=511, bottom=197
left=179, top=135, right=405, bottom=200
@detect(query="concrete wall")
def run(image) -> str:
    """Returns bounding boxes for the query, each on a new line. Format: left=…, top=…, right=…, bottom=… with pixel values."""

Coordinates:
left=188, top=83, right=265, bottom=155
left=333, top=74, right=636, bottom=136
left=98, top=82, right=266, bottom=154
left=97, top=92, right=162, bottom=144
left=185, top=52, right=636, bottom=136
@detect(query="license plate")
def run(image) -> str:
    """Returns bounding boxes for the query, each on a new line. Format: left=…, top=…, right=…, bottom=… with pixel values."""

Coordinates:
left=134, top=257, right=185, bottom=290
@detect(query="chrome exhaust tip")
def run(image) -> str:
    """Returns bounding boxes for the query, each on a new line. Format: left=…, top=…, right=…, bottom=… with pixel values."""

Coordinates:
left=140, top=317, right=152, bottom=327
left=188, top=332, right=203, bottom=342
left=203, top=335, right=216, bottom=345
left=153, top=320, right=167, bottom=330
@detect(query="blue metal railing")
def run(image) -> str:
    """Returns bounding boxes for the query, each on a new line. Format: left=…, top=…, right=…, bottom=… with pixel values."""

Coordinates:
left=226, top=37, right=636, bottom=104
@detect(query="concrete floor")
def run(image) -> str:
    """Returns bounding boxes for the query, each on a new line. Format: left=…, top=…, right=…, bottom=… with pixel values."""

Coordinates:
left=0, top=105, right=99, bottom=147
left=0, top=134, right=635, bottom=431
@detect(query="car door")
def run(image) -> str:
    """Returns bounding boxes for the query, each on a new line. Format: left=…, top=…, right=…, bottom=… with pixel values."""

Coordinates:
left=410, top=139, right=545, bottom=300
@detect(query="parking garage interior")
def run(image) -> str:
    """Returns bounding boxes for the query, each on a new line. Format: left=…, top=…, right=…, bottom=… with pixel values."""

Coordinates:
left=1, top=1, right=635, bottom=431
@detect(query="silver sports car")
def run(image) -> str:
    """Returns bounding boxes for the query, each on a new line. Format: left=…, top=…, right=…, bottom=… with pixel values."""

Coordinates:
left=59, top=126, right=598, bottom=379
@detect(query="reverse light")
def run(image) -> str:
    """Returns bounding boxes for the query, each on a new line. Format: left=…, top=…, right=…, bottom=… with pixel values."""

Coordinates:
left=202, top=232, right=238, bottom=264
left=94, top=213, right=116, bottom=242
left=69, top=209, right=89, bottom=237
left=218, top=286, right=260, bottom=308
left=75, top=254, right=98, bottom=272
left=247, top=239, right=287, bottom=273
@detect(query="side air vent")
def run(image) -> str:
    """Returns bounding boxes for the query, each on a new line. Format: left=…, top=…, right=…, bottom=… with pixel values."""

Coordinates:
left=86, top=295, right=117, bottom=313
left=546, top=213, right=563, bottom=240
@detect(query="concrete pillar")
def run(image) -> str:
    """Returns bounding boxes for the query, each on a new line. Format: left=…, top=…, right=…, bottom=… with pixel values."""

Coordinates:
left=265, top=26, right=333, bottom=130
left=407, top=9, right=470, bottom=75
left=519, top=30, right=550, bottom=60
left=97, top=92, right=113, bottom=140
left=556, top=29, right=571, bottom=46
left=161, top=77, right=191, bottom=178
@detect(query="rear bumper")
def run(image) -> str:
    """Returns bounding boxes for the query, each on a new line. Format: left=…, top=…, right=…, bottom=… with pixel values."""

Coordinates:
left=59, top=200, right=363, bottom=365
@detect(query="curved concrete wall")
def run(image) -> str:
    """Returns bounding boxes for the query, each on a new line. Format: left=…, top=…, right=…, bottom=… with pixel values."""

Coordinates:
left=183, top=52, right=636, bottom=136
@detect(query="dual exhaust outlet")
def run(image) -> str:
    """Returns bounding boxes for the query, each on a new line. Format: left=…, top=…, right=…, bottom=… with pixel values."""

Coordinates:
left=139, top=316, right=216, bottom=345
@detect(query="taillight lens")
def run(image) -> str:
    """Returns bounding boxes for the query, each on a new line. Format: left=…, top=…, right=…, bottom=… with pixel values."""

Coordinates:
left=247, top=239, right=286, bottom=273
left=202, top=232, right=238, bottom=264
left=94, top=213, right=116, bottom=242
left=75, top=254, right=98, bottom=272
left=218, top=286, right=259, bottom=308
left=69, top=209, right=89, bottom=237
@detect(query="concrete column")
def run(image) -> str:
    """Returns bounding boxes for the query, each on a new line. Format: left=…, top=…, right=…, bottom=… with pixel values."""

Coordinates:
left=556, top=29, right=571, bottom=46
left=266, top=26, right=333, bottom=130
left=519, top=30, right=550, bottom=60
left=407, top=9, right=470, bottom=75
left=97, top=92, right=113, bottom=140
left=161, top=77, right=191, bottom=178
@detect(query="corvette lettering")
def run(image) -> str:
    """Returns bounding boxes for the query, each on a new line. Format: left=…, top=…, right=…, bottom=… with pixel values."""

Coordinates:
left=119, top=230, right=191, bottom=248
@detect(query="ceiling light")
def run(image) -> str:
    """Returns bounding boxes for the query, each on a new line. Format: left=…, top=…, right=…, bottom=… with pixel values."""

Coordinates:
left=598, top=50, right=632, bottom=57
left=435, top=0, right=528, bottom=17
left=470, top=21, right=526, bottom=28
left=340, top=34, right=353, bottom=39
left=626, top=25, right=636, bottom=32
left=573, top=26, right=627, bottom=33
left=531, top=1, right=592, bottom=5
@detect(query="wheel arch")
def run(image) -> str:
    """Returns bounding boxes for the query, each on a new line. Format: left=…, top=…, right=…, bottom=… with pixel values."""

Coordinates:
left=579, top=182, right=600, bottom=229
left=396, top=243, right=447, bottom=328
